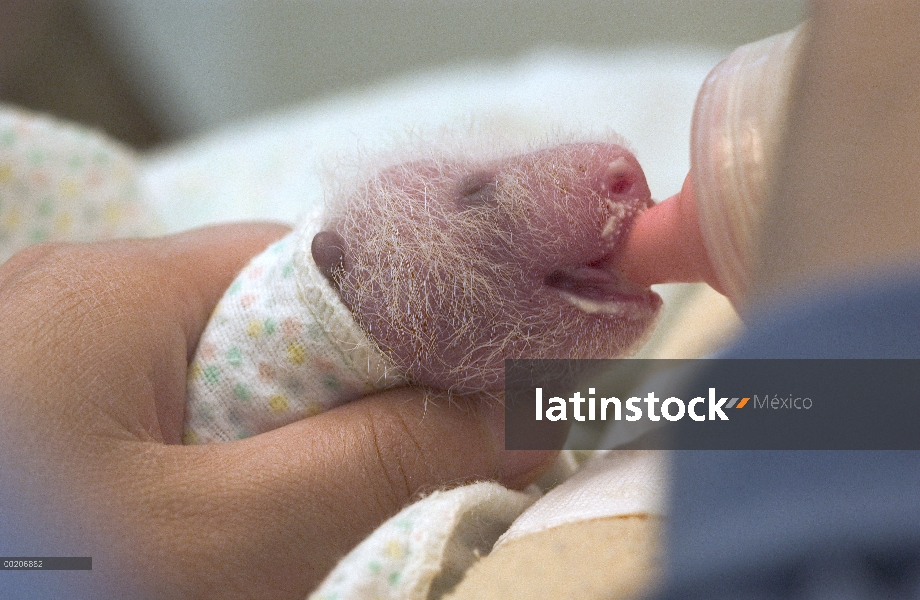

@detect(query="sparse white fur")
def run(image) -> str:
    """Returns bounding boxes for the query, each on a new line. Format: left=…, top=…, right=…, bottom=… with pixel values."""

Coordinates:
left=319, top=125, right=658, bottom=393
left=317, top=122, right=634, bottom=214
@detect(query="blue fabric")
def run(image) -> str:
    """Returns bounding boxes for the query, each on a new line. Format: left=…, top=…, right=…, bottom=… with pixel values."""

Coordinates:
left=659, top=270, right=920, bottom=598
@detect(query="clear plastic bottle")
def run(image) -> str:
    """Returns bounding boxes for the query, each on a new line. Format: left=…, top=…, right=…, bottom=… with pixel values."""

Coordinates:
left=689, top=24, right=808, bottom=305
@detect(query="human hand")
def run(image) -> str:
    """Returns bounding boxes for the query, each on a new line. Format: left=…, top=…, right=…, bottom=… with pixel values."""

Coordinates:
left=0, top=224, right=554, bottom=599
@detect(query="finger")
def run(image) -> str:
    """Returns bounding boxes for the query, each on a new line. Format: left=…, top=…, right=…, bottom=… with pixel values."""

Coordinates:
left=0, top=223, right=291, bottom=446
left=147, top=223, right=292, bottom=441
left=111, top=386, right=555, bottom=598
left=148, top=223, right=293, bottom=359
left=134, top=223, right=293, bottom=442
left=253, top=387, right=553, bottom=583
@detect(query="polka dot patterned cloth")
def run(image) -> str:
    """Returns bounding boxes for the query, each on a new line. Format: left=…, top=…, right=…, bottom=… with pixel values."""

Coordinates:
left=0, top=106, right=159, bottom=263
left=310, top=482, right=538, bottom=600
left=183, top=221, right=407, bottom=444
left=0, top=105, right=405, bottom=446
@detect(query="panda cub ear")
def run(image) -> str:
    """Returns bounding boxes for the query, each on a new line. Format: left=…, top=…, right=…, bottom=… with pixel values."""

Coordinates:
left=311, top=231, right=348, bottom=284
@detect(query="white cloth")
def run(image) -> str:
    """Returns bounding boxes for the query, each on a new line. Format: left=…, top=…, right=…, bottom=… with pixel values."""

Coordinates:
left=184, top=222, right=406, bottom=443
left=310, top=482, right=539, bottom=600
left=498, top=450, right=668, bottom=547
left=0, top=107, right=160, bottom=263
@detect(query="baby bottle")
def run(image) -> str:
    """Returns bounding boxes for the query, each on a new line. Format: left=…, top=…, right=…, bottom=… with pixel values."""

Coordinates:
left=684, top=24, right=808, bottom=305
left=612, top=24, right=807, bottom=307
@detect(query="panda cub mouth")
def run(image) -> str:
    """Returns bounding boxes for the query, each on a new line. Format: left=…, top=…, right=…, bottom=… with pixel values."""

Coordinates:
left=544, top=259, right=661, bottom=316
left=543, top=181, right=660, bottom=317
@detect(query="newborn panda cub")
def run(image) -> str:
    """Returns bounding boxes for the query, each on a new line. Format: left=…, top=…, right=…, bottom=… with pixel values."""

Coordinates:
left=183, top=138, right=662, bottom=444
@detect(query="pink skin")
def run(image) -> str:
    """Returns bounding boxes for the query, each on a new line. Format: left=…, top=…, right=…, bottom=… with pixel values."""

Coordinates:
left=313, top=142, right=663, bottom=392
left=611, top=174, right=723, bottom=292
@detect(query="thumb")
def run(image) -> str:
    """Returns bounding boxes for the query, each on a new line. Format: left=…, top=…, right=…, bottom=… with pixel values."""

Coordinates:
left=109, top=387, right=555, bottom=598
left=158, top=224, right=556, bottom=588
left=150, top=222, right=294, bottom=360
left=203, top=387, right=555, bottom=591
